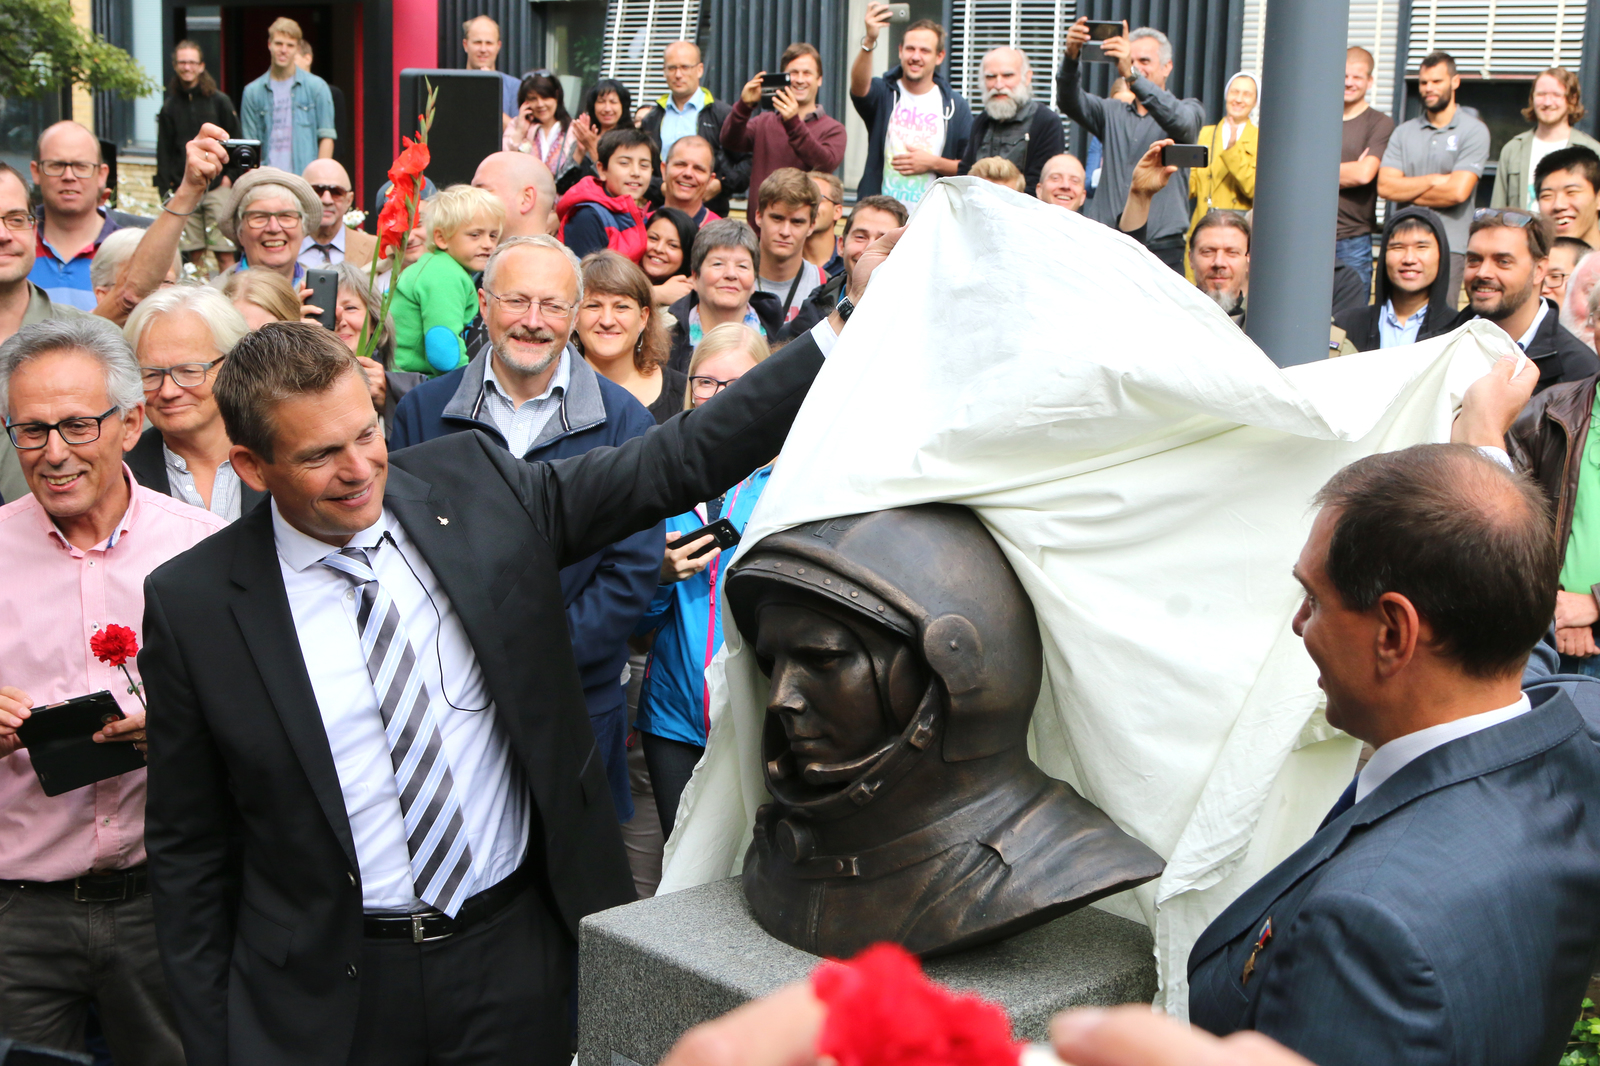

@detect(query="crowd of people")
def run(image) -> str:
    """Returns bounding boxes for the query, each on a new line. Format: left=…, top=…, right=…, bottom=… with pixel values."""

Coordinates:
left=4, top=5, right=1600, bottom=1066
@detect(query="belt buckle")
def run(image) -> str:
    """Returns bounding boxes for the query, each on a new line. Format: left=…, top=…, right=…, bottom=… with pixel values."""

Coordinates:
left=72, top=876, right=90, bottom=904
left=411, top=914, right=452, bottom=944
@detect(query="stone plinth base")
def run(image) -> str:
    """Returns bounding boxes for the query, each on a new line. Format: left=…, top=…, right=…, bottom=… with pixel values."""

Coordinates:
left=577, top=877, right=1156, bottom=1066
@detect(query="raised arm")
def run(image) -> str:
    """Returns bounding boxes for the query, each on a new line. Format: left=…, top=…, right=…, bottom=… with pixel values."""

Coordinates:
left=1056, top=20, right=1107, bottom=138
left=93, top=123, right=229, bottom=325
left=530, top=230, right=900, bottom=567
left=1132, top=74, right=1204, bottom=142
left=852, top=3, right=891, bottom=100
left=1121, top=140, right=1176, bottom=235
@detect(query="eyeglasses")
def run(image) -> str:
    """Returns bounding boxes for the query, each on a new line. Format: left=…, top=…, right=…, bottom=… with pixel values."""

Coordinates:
left=38, top=160, right=99, bottom=178
left=1474, top=208, right=1535, bottom=228
left=241, top=210, right=303, bottom=231
left=485, top=290, right=575, bottom=320
left=0, top=212, right=35, bottom=232
left=6, top=406, right=120, bottom=450
left=689, top=375, right=741, bottom=399
left=664, top=64, right=700, bottom=74
left=1546, top=270, right=1570, bottom=286
left=139, top=358, right=225, bottom=392
left=310, top=184, right=350, bottom=198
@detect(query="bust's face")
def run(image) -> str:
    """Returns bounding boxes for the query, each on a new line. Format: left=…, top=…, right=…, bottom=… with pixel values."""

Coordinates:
left=756, top=601, right=892, bottom=770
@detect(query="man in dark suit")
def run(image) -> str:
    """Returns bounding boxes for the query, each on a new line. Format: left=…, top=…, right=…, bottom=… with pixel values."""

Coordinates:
left=137, top=227, right=883, bottom=1064
left=1189, top=357, right=1600, bottom=1065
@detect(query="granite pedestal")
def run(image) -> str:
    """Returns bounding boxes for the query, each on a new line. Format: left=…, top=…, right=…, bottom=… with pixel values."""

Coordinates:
left=577, top=877, right=1157, bottom=1066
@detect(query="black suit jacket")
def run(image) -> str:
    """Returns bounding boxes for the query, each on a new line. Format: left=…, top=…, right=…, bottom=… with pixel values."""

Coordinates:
left=1189, top=638, right=1600, bottom=1065
left=126, top=426, right=268, bottom=517
left=139, top=333, right=826, bottom=1066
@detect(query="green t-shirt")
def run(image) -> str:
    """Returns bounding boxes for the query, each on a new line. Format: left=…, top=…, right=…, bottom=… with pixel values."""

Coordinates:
left=389, top=248, right=477, bottom=376
left=1559, top=398, right=1600, bottom=593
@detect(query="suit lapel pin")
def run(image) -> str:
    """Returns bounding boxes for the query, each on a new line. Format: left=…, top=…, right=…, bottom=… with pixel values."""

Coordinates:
left=437, top=516, right=449, bottom=525
left=1242, top=917, right=1273, bottom=986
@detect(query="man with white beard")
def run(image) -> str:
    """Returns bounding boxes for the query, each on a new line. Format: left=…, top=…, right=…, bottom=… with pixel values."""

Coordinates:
left=958, top=48, right=1065, bottom=193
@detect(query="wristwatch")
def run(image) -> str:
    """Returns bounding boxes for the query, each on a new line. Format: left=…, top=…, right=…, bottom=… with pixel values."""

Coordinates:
left=836, top=292, right=857, bottom=322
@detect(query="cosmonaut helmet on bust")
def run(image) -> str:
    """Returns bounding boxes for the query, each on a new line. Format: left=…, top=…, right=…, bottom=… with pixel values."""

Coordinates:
left=724, top=503, right=1045, bottom=820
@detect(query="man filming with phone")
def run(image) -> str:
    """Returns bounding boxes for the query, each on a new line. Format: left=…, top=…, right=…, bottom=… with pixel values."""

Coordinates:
left=1059, top=17, right=1204, bottom=273
left=721, top=44, right=846, bottom=225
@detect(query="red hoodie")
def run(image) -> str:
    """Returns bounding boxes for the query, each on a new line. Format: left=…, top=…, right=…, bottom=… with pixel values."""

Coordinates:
left=555, top=175, right=647, bottom=264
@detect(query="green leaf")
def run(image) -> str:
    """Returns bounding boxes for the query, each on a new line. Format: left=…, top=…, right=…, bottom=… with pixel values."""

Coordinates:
left=0, top=0, right=158, bottom=99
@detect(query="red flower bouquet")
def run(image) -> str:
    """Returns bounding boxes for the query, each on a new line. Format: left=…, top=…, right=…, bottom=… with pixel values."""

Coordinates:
left=813, top=944, right=1020, bottom=1066
left=91, top=624, right=145, bottom=708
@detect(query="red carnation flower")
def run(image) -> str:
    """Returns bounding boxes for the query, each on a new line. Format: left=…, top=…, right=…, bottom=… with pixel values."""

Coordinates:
left=90, top=624, right=139, bottom=668
left=812, top=943, right=1020, bottom=1066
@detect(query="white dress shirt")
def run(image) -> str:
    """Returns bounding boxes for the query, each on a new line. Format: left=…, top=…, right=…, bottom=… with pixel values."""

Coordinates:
left=1355, top=694, right=1533, bottom=803
left=1517, top=299, right=1549, bottom=350
left=272, top=501, right=529, bottom=912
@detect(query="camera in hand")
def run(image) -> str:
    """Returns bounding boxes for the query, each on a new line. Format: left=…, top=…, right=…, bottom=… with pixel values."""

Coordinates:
left=760, top=72, right=791, bottom=108
left=304, top=268, right=340, bottom=331
left=221, top=138, right=261, bottom=172
left=1161, top=144, right=1210, bottom=169
left=681, top=517, right=741, bottom=559
left=883, top=2, right=911, bottom=22
left=1080, top=20, right=1123, bottom=63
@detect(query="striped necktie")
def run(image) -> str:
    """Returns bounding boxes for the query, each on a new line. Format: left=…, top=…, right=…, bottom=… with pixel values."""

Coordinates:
left=323, top=543, right=476, bottom=915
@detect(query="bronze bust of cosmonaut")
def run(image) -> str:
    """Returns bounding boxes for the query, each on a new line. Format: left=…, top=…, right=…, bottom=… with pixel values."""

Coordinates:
left=724, top=504, right=1165, bottom=958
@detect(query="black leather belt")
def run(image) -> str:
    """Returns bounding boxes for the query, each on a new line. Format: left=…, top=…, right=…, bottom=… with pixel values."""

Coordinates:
left=0, top=863, right=150, bottom=903
left=362, top=863, right=531, bottom=943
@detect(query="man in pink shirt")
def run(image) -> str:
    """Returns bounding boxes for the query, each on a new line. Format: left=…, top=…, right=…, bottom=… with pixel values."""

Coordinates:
left=0, top=315, right=225, bottom=1063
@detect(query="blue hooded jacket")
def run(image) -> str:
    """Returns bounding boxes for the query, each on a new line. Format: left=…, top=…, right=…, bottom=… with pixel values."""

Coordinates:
left=632, top=466, right=772, bottom=748
left=390, top=348, right=663, bottom=820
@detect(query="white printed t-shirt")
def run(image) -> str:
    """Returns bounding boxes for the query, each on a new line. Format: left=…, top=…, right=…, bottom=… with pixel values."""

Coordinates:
left=882, top=85, right=946, bottom=207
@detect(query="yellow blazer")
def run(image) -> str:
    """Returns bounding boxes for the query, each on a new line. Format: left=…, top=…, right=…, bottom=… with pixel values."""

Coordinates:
left=1188, top=121, right=1257, bottom=229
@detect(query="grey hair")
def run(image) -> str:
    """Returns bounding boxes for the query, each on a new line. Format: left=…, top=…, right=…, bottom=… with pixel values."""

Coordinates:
left=982, top=46, right=1032, bottom=77
left=334, top=261, right=397, bottom=369
left=90, top=228, right=145, bottom=290
left=0, top=316, right=144, bottom=418
left=123, top=283, right=250, bottom=360
left=482, top=234, right=584, bottom=304
left=690, top=218, right=760, bottom=276
left=1128, top=27, right=1173, bottom=67
left=238, top=181, right=315, bottom=233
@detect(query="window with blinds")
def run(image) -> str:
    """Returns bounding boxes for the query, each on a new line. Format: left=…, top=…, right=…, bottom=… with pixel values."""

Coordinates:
left=1243, top=0, right=1400, bottom=117
left=1407, top=0, right=1583, bottom=77
left=947, top=0, right=1076, bottom=108
left=601, top=0, right=704, bottom=107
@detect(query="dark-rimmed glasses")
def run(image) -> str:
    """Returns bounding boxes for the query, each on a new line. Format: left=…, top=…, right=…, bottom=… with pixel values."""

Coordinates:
left=38, top=160, right=99, bottom=178
left=6, top=406, right=120, bottom=450
left=140, top=358, right=225, bottom=392
left=689, top=375, right=740, bottom=399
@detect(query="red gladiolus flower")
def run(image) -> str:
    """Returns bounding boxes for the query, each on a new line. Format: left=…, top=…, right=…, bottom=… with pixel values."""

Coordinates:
left=90, top=625, right=139, bottom=668
left=377, top=133, right=431, bottom=259
left=812, top=943, right=1020, bottom=1066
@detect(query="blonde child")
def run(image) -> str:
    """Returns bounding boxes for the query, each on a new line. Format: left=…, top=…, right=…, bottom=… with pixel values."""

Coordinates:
left=391, top=184, right=504, bottom=375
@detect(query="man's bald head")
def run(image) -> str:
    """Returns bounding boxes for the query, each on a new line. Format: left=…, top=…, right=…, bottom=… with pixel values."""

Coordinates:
left=302, top=159, right=355, bottom=238
left=33, top=122, right=107, bottom=222
left=36, top=121, right=102, bottom=165
left=664, top=41, right=702, bottom=66
left=473, top=152, right=558, bottom=238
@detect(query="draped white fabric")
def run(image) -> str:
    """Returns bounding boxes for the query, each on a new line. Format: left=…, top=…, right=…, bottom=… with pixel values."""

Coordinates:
left=655, top=177, right=1518, bottom=1013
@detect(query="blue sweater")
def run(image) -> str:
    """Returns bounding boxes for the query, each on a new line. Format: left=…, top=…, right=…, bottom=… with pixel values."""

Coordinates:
left=390, top=351, right=664, bottom=819
left=633, top=466, right=771, bottom=748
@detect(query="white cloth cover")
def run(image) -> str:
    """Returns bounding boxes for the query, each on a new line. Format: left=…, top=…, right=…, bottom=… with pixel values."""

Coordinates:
left=656, top=177, right=1519, bottom=1014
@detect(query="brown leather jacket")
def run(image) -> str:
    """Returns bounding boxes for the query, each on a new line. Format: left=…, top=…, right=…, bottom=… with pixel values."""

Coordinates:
left=1506, top=372, right=1598, bottom=566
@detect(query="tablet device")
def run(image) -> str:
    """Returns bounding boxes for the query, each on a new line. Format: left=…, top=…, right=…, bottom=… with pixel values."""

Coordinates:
left=16, top=690, right=144, bottom=797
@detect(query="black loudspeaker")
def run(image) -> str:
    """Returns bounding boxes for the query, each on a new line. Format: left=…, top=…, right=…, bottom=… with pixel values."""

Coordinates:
left=397, top=69, right=505, bottom=190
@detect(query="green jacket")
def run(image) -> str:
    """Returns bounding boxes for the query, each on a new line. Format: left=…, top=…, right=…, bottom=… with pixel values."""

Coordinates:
left=1491, top=127, right=1600, bottom=210
left=390, top=249, right=477, bottom=376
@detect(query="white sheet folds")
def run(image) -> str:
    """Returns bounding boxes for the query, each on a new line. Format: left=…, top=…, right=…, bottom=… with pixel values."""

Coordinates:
left=655, top=177, right=1519, bottom=1013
